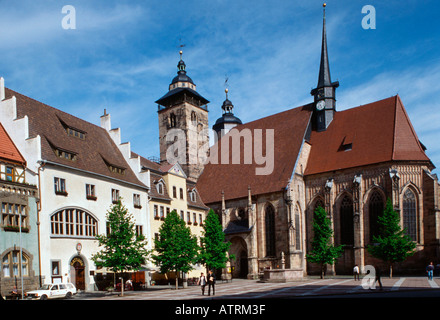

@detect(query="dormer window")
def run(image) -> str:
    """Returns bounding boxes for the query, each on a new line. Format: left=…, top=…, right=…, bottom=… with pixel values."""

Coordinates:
left=54, top=148, right=77, bottom=161
left=66, top=127, right=86, bottom=140
left=339, top=135, right=353, bottom=152
left=108, top=165, right=125, bottom=175
left=189, top=190, right=196, bottom=202
left=102, top=157, right=126, bottom=175
left=57, top=116, right=86, bottom=140
left=156, top=181, right=165, bottom=195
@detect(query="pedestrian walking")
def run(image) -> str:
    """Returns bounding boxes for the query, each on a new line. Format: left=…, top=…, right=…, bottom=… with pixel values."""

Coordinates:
left=197, top=272, right=207, bottom=295
left=207, top=270, right=216, bottom=296
left=374, top=266, right=383, bottom=290
left=353, top=264, right=360, bottom=281
left=426, top=261, right=434, bottom=281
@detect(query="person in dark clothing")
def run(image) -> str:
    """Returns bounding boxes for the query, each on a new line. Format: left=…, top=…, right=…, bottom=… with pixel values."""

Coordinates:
left=207, top=270, right=216, bottom=296
left=426, top=262, right=434, bottom=281
left=375, top=266, right=383, bottom=290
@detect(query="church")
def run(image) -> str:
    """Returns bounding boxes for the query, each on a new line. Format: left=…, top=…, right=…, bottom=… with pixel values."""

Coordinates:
left=184, top=7, right=439, bottom=278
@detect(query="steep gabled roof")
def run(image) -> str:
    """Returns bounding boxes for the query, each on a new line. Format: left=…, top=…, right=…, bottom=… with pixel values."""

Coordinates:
left=304, top=95, right=431, bottom=175
left=5, top=88, right=146, bottom=188
left=0, top=122, right=26, bottom=165
left=197, top=104, right=313, bottom=204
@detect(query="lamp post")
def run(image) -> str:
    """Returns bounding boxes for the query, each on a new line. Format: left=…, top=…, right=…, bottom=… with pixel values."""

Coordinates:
left=19, top=208, right=24, bottom=300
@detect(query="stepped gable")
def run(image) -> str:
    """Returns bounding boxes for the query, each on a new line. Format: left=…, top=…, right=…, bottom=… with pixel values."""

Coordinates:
left=4, top=88, right=145, bottom=187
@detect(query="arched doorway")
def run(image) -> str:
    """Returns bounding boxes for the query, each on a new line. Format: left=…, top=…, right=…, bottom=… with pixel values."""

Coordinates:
left=229, top=237, right=248, bottom=278
left=70, top=256, right=85, bottom=290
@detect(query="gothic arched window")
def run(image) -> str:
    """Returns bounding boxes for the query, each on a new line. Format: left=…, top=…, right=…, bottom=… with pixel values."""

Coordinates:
left=313, top=198, right=325, bottom=217
left=403, top=188, right=417, bottom=242
left=369, top=190, right=384, bottom=242
left=265, top=204, right=276, bottom=257
left=340, top=195, right=354, bottom=245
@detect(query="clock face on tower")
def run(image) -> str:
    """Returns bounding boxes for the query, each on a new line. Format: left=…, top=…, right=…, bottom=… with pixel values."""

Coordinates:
left=316, top=100, right=325, bottom=111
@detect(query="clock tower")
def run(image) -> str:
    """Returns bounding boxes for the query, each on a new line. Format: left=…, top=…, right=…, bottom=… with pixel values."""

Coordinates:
left=311, top=3, right=339, bottom=132
left=155, top=51, right=210, bottom=182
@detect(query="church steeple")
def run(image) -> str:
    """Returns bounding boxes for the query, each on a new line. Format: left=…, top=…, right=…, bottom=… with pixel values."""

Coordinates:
left=311, top=3, right=339, bottom=132
left=213, top=88, right=242, bottom=138
left=318, top=5, right=331, bottom=88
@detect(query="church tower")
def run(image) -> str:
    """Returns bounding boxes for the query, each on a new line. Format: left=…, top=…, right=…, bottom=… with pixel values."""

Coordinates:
left=311, top=3, right=339, bottom=131
left=155, top=51, right=210, bottom=182
left=213, top=88, right=242, bottom=139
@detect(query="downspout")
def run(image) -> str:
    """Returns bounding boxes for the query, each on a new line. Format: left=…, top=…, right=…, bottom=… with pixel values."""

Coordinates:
left=37, top=161, right=46, bottom=287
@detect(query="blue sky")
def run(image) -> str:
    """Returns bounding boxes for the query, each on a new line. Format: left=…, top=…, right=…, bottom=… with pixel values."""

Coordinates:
left=0, top=0, right=439, bottom=174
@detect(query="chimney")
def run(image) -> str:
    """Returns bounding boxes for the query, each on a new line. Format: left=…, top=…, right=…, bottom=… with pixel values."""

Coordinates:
left=100, top=108, right=111, bottom=131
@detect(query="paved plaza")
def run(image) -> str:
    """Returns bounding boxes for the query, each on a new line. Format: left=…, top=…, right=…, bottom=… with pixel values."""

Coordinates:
left=75, top=276, right=440, bottom=300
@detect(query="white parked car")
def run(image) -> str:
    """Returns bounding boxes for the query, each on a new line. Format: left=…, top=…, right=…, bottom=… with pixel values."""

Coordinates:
left=25, top=283, right=77, bottom=300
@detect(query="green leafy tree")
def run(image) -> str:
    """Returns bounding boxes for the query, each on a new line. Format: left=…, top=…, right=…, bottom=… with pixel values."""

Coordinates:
left=306, top=206, right=344, bottom=279
left=91, top=200, right=150, bottom=284
left=367, top=198, right=416, bottom=278
left=152, top=210, right=199, bottom=290
left=199, top=209, right=231, bottom=272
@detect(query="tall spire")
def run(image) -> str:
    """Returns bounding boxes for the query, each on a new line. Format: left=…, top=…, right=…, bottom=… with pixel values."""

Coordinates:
left=311, top=3, right=339, bottom=132
left=317, top=3, right=331, bottom=88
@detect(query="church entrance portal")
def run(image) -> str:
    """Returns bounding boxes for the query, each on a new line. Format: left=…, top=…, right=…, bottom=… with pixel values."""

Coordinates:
left=229, top=237, right=248, bottom=278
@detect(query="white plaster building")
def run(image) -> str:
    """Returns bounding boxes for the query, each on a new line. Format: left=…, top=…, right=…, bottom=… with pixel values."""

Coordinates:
left=0, top=78, right=151, bottom=291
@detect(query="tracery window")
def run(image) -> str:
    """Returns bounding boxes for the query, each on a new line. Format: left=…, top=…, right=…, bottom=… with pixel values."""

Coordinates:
left=403, top=189, right=417, bottom=242
left=265, top=204, right=276, bottom=257
left=340, top=195, right=354, bottom=245
left=369, top=190, right=384, bottom=242
left=2, top=250, right=29, bottom=278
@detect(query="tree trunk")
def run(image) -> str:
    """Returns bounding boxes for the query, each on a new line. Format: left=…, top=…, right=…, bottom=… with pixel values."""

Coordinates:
left=321, top=264, right=325, bottom=279
left=389, top=264, right=393, bottom=278
left=175, top=271, right=179, bottom=290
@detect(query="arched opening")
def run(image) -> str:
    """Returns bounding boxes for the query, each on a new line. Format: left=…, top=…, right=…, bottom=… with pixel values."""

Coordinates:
left=368, top=190, right=385, bottom=242
left=70, top=256, right=85, bottom=290
left=265, top=204, right=276, bottom=257
left=403, top=188, right=417, bottom=242
left=229, top=237, right=248, bottom=278
left=339, top=195, right=354, bottom=246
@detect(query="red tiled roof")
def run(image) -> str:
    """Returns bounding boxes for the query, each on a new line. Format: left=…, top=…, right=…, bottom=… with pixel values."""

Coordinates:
left=197, top=104, right=313, bottom=204
left=5, top=88, right=146, bottom=188
left=304, top=95, right=431, bottom=175
left=0, top=122, right=26, bottom=164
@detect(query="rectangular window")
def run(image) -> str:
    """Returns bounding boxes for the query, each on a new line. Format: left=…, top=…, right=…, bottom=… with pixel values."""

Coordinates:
left=160, top=206, right=164, bottom=219
left=54, top=177, right=67, bottom=196
left=52, top=261, right=60, bottom=276
left=154, top=205, right=159, bottom=219
left=5, top=166, right=14, bottom=182
left=86, top=184, right=96, bottom=200
left=111, top=189, right=119, bottom=203
left=133, top=194, right=141, bottom=208
left=136, top=225, right=143, bottom=238
left=173, top=186, right=177, bottom=198
left=199, top=214, right=203, bottom=226
left=193, top=212, right=197, bottom=225
left=166, top=207, right=170, bottom=217
left=187, top=211, right=191, bottom=224
left=180, top=188, right=184, bottom=200
left=180, top=210, right=184, bottom=220
left=1, top=203, right=27, bottom=231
